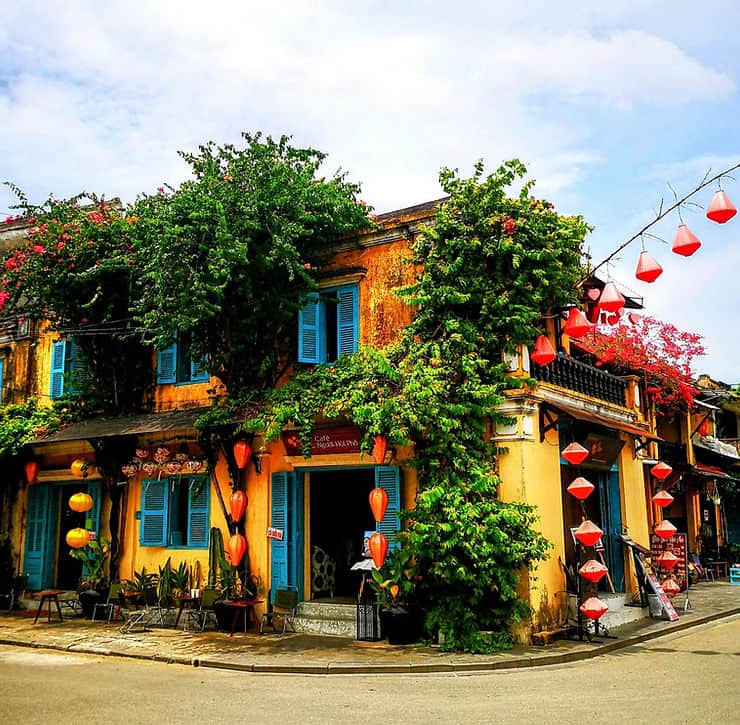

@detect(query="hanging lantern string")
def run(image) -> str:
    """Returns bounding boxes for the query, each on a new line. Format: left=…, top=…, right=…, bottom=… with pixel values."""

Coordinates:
left=585, top=159, right=740, bottom=280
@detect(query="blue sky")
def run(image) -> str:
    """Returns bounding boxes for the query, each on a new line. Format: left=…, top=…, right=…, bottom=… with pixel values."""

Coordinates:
left=1, top=1, right=738, bottom=382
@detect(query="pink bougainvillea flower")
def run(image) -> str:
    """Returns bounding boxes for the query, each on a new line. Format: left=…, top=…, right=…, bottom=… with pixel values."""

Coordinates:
left=0, top=291, right=9, bottom=309
left=56, top=241, right=65, bottom=250
left=5, top=258, right=18, bottom=271
left=503, top=217, right=516, bottom=236
left=157, top=186, right=165, bottom=194
left=32, top=245, right=45, bottom=254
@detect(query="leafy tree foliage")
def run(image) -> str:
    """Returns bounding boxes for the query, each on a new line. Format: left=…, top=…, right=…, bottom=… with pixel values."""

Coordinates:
left=129, top=133, right=372, bottom=396
left=251, top=160, right=589, bottom=651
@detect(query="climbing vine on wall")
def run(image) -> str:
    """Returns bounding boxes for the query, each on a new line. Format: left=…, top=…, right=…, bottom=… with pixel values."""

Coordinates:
left=250, top=160, right=589, bottom=652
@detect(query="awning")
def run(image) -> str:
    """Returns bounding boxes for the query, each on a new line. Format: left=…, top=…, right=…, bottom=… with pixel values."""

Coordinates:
left=540, top=400, right=661, bottom=444
left=691, top=463, right=732, bottom=479
left=33, top=407, right=210, bottom=444
left=692, top=434, right=740, bottom=461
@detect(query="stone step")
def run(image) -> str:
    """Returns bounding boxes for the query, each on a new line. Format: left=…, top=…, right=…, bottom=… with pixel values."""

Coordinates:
left=568, top=592, right=647, bottom=632
left=295, top=601, right=356, bottom=637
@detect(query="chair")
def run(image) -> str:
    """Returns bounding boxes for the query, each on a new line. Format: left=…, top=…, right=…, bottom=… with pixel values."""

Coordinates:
left=119, top=587, right=165, bottom=633
left=92, top=582, right=125, bottom=623
left=260, top=587, right=298, bottom=634
left=0, top=575, right=27, bottom=612
left=186, top=588, right=221, bottom=632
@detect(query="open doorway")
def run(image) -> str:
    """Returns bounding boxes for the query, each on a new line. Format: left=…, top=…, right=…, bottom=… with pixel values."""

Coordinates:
left=309, top=468, right=376, bottom=601
left=55, top=485, right=85, bottom=590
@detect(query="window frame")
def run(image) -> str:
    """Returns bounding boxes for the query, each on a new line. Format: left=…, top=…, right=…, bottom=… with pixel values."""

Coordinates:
left=49, top=339, right=87, bottom=399
left=297, top=283, right=359, bottom=364
left=138, top=474, right=210, bottom=549
left=156, top=331, right=209, bottom=386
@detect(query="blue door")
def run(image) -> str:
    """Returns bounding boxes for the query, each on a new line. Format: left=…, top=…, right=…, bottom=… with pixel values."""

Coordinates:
left=24, top=484, right=57, bottom=590
left=598, top=469, right=625, bottom=591
left=270, top=472, right=304, bottom=601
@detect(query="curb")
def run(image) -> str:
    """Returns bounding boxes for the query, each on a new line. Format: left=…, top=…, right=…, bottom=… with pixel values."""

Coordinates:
left=1, top=608, right=737, bottom=675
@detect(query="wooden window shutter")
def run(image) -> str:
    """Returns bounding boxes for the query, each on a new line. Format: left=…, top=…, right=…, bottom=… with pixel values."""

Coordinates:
left=187, top=477, right=209, bottom=547
left=336, top=285, right=359, bottom=356
left=139, top=480, right=168, bottom=546
left=375, top=466, right=401, bottom=550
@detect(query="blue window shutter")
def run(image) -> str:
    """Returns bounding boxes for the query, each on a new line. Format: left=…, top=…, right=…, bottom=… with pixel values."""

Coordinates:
left=85, top=480, right=102, bottom=535
left=375, top=466, right=401, bottom=550
left=139, top=480, right=168, bottom=546
left=24, top=484, right=51, bottom=590
left=190, top=356, right=209, bottom=383
left=0, top=358, right=4, bottom=404
left=157, top=342, right=177, bottom=384
left=270, top=472, right=289, bottom=594
left=298, top=294, right=324, bottom=363
left=187, top=477, right=209, bottom=547
left=50, top=340, right=67, bottom=398
left=337, top=285, right=359, bottom=356
left=68, top=339, right=89, bottom=394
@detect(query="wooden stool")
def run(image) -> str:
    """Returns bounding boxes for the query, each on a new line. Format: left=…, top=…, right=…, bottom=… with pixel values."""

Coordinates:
left=224, top=599, right=263, bottom=636
left=33, top=590, right=64, bottom=624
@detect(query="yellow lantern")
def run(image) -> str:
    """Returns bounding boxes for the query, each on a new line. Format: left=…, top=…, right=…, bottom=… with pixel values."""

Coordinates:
left=70, top=458, right=93, bottom=479
left=69, top=492, right=93, bottom=513
left=66, top=528, right=89, bottom=549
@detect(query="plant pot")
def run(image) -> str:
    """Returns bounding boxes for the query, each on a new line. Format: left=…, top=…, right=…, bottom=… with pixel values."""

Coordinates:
left=213, top=599, right=245, bottom=632
left=380, top=605, right=424, bottom=645
left=79, top=588, right=107, bottom=620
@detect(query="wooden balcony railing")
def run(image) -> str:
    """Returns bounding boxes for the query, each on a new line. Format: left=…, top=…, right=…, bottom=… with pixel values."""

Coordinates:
left=532, top=354, right=628, bottom=406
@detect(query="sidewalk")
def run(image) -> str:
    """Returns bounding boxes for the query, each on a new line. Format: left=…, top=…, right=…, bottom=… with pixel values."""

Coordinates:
left=1, top=581, right=737, bottom=675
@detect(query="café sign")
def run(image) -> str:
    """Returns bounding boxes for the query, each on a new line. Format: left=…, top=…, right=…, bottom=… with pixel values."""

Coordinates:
left=282, top=426, right=362, bottom=457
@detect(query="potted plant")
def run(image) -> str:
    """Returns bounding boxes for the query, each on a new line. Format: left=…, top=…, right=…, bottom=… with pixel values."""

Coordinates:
left=171, top=561, right=190, bottom=601
left=212, top=557, right=259, bottom=631
left=69, top=537, right=111, bottom=619
left=369, top=546, right=424, bottom=645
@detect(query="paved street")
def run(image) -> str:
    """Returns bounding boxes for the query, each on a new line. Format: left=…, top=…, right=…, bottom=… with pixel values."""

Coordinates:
left=0, top=616, right=737, bottom=725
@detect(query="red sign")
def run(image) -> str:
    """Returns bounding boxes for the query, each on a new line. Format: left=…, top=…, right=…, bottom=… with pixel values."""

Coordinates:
left=266, top=527, right=284, bottom=541
left=650, top=532, right=688, bottom=591
left=282, top=427, right=362, bottom=456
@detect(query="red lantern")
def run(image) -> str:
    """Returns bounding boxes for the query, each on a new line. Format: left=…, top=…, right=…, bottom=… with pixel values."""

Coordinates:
left=562, top=308, right=592, bottom=338
left=656, top=551, right=680, bottom=570
left=232, top=439, right=252, bottom=470
left=651, top=490, right=674, bottom=508
left=229, top=490, right=248, bottom=522
left=561, top=442, right=590, bottom=466
left=706, top=189, right=737, bottom=224
left=24, top=460, right=39, bottom=484
left=653, top=519, right=677, bottom=541
left=661, top=577, right=681, bottom=597
left=580, top=596, right=609, bottom=620
left=672, top=225, right=701, bottom=257
left=650, top=461, right=672, bottom=480
left=369, top=487, right=389, bottom=523
left=530, top=335, right=556, bottom=366
left=227, top=533, right=247, bottom=566
left=368, top=532, right=389, bottom=569
left=635, top=251, right=663, bottom=283
left=567, top=477, right=595, bottom=500
left=574, top=520, right=603, bottom=548
left=596, top=282, right=625, bottom=313
left=372, top=434, right=389, bottom=465
left=579, top=559, right=608, bottom=583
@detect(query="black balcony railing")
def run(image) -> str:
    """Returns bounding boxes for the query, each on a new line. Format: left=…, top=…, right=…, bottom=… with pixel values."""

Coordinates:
left=532, top=354, right=627, bottom=406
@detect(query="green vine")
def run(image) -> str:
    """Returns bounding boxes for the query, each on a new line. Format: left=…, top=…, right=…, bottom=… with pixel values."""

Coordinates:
left=0, top=399, right=77, bottom=458
left=250, top=160, right=589, bottom=652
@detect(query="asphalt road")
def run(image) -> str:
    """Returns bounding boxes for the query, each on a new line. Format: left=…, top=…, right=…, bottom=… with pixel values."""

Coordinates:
left=1, top=617, right=738, bottom=725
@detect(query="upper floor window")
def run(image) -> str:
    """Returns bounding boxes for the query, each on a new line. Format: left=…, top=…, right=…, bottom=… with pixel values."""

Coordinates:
left=156, top=330, right=209, bottom=385
left=50, top=339, right=88, bottom=399
left=298, top=283, right=359, bottom=364
left=139, top=475, right=209, bottom=548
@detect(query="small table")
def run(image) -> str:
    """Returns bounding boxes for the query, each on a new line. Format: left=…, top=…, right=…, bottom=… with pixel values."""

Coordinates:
left=707, top=561, right=729, bottom=579
left=33, top=590, right=64, bottom=624
left=174, top=595, right=201, bottom=630
left=224, top=599, right=263, bottom=636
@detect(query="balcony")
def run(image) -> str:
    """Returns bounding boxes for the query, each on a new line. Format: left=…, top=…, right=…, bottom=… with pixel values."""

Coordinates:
left=532, top=354, right=628, bottom=407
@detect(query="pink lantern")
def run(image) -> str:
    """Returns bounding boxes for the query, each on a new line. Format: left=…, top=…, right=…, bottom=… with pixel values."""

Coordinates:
left=651, top=490, right=674, bottom=508
left=561, top=443, right=590, bottom=466
left=656, top=551, right=680, bottom=570
left=369, top=487, right=389, bottom=523
left=635, top=251, right=663, bottom=283
left=596, top=282, right=624, bottom=313
left=651, top=461, right=673, bottom=480
left=227, top=534, right=247, bottom=566
left=530, top=335, right=556, bottom=366
left=672, top=225, right=701, bottom=257
left=580, top=596, right=609, bottom=620
left=579, top=559, right=609, bottom=583
left=654, top=519, right=677, bottom=541
left=368, top=532, right=389, bottom=569
left=562, top=308, right=592, bottom=338
left=706, top=189, right=737, bottom=224
left=372, top=435, right=389, bottom=465
left=567, top=477, right=595, bottom=500
left=574, top=520, right=603, bottom=548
